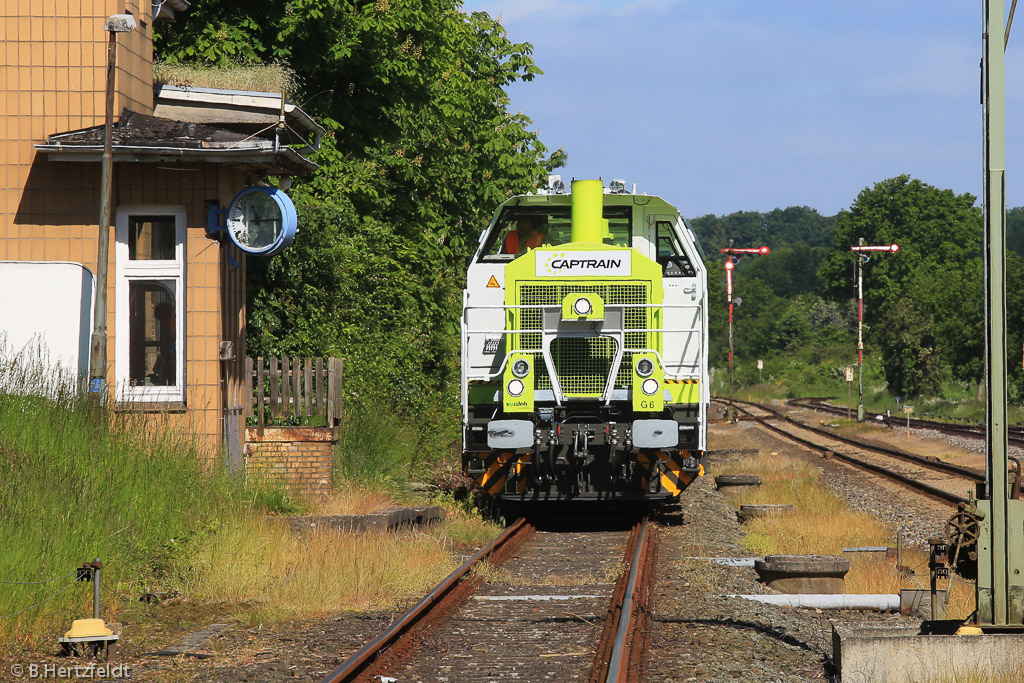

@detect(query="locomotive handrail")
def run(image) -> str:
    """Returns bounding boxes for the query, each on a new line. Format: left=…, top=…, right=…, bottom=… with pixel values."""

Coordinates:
left=465, top=302, right=699, bottom=310
left=464, top=345, right=701, bottom=384
left=464, top=327, right=701, bottom=335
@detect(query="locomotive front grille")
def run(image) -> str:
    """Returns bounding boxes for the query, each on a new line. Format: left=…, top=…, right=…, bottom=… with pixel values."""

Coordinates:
left=515, top=282, right=651, bottom=397
left=550, top=336, right=614, bottom=395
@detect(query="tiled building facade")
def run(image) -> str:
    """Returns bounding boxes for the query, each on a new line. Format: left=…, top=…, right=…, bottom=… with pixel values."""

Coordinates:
left=0, top=2, right=318, bottom=462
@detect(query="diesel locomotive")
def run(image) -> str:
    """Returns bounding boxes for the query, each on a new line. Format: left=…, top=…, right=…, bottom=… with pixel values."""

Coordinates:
left=461, top=178, right=709, bottom=503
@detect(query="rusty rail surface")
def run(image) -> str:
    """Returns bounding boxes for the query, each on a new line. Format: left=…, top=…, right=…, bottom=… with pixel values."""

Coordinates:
left=790, top=396, right=1024, bottom=448
left=749, top=400, right=985, bottom=483
left=727, top=399, right=970, bottom=507
left=320, top=517, right=534, bottom=683
left=591, top=517, right=655, bottom=683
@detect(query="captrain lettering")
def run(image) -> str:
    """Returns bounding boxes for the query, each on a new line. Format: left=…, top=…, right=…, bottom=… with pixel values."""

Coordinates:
left=549, top=258, right=622, bottom=270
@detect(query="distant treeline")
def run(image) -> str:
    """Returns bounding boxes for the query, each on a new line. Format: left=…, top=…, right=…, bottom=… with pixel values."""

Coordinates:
left=691, top=177, right=1024, bottom=400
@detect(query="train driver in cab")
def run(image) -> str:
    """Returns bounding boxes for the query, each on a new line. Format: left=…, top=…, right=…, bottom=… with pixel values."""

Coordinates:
left=503, top=216, right=547, bottom=255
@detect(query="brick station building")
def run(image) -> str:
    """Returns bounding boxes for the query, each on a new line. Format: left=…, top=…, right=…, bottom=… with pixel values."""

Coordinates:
left=0, top=1, right=323, bottom=471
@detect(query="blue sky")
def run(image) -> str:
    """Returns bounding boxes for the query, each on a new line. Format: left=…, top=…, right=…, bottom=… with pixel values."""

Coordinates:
left=460, top=0, right=1024, bottom=217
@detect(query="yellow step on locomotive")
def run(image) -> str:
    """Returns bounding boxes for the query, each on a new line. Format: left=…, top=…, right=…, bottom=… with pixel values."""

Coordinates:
left=461, top=178, right=709, bottom=504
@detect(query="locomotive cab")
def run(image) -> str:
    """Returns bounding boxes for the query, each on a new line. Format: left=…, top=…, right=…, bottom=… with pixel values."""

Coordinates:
left=461, top=178, right=708, bottom=503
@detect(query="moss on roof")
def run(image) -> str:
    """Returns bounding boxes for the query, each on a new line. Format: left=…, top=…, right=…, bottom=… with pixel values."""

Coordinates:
left=154, top=62, right=298, bottom=97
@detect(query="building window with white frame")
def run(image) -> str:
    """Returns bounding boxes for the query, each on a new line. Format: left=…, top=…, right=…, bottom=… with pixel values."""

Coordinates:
left=115, top=207, right=186, bottom=403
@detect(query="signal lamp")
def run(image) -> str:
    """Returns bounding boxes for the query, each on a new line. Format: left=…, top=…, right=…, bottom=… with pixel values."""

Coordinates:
left=512, top=359, right=531, bottom=378
left=641, top=378, right=659, bottom=396
left=507, top=379, right=525, bottom=397
left=573, top=297, right=593, bottom=315
left=636, top=358, right=654, bottom=377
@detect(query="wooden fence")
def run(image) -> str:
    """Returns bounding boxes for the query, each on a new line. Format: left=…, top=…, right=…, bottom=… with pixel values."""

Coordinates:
left=245, top=357, right=344, bottom=429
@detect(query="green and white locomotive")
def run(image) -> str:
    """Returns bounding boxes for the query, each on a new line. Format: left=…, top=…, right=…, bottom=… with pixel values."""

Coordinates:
left=461, top=178, right=708, bottom=503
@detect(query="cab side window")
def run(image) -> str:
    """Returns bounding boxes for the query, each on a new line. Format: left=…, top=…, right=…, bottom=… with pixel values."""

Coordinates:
left=656, top=221, right=696, bottom=277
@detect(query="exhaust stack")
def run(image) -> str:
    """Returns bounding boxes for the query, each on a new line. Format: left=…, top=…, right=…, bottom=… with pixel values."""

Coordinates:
left=571, top=179, right=603, bottom=243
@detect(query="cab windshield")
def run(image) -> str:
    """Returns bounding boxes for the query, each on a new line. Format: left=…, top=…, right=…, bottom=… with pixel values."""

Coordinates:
left=478, top=205, right=632, bottom=262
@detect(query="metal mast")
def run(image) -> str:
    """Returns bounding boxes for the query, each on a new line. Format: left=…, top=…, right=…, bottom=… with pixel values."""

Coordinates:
left=978, top=0, right=1024, bottom=625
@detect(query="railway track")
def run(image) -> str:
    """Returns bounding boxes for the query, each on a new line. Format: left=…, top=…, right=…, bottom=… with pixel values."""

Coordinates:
left=790, top=396, right=1024, bottom=448
left=321, top=517, right=655, bottom=683
left=726, top=399, right=976, bottom=506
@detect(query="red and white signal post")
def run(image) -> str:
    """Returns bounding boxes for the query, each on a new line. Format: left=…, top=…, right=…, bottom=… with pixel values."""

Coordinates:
left=849, top=239, right=899, bottom=421
left=720, top=245, right=769, bottom=419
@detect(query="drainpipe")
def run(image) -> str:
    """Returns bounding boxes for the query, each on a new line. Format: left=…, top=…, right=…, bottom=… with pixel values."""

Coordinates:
left=729, top=593, right=900, bottom=612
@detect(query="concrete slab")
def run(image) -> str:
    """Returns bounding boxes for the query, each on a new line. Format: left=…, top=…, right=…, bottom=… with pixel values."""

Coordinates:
left=411, top=506, right=445, bottom=526
left=833, top=621, right=1024, bottom=682
left=738, top=503, right=795, bottom=521
left=755, top=554, right=849, bottom=594
left=286, top=506, right=446, bottom=534
left=147, top=623, right=229, bottom=658
left=899, top=588, right=946, bottom=619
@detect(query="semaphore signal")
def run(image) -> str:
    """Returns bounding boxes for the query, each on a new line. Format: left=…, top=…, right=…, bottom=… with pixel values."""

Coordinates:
left=850, top=239, right=900, bottom=421
left=850, top=243, right=900, bottom=253
left=719, top=245, right=770, bottom=421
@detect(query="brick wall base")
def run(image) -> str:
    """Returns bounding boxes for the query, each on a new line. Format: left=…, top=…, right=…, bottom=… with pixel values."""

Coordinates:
left=245, top=426, right=339, bottom=496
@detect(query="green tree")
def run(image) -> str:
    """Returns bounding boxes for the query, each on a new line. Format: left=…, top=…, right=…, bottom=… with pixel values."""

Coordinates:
left=1005, top=253, right=1024, bottom=400
left=156, top=3, right=563, bottom=458
left=819, top=175, right=981, bottom=315
left=875, top=297, right=945, bottom=397
left=689, top=206, right=833, bottom=255
left=1007, top=207, right=1024, bottom=255
left=818, top=176, right=982, bottom=395
left=156, top=2, right=559, bottom=243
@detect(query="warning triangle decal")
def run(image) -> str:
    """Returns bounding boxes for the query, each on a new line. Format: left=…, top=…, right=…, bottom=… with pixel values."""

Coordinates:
left=486, top=275, right=500, bottom=288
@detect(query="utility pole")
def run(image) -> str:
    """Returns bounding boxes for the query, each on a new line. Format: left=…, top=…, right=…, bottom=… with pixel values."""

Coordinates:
left=719, top=245, right=769, bottom=421
left=88, top=13, right=136, bottom=396
left=849, top=241, right=899, bottom=422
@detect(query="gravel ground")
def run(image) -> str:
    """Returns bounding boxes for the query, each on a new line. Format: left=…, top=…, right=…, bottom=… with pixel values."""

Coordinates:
left=644, top=419, right=938, bottom=683
left=782, top=408, right=972, bottom=550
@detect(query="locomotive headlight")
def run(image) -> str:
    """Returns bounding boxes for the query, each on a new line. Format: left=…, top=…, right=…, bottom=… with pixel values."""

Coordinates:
left=512, top=359, right=531, bottom=378
left=573, top=297, right=592, bottom=316
left=635, top=358, right=655, bottom=377
left=507, top=379, right=525, bottom=397
left=641, top=378, right=660, bottom=396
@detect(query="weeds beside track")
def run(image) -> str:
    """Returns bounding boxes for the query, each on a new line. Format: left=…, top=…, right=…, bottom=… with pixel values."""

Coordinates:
left=729, top=399, right=973, bottom=506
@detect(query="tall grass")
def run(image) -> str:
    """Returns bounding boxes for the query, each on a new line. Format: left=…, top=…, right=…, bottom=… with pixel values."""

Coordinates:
left=714, top=449, right=984, bottom=619
left=725, top=341, right=1024, bottom=424
left=0, top=356, right=241, bottom=645
left=153, top=61, right=298, bottom=96
left=717, top=453, right=892, bottom=556
left=335, top=402, right=420, bottom=486
left=178, top=519, right=458, bottom=617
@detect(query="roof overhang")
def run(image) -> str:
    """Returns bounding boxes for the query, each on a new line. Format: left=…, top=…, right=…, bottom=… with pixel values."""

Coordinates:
left=34, top=110, right=318, bottom=175
left=33, top=143, right=317, bottom=175
left=153, top=85, right=324, bottom=154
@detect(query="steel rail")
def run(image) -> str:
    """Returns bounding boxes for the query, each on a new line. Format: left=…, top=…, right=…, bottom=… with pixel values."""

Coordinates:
left=728, top=401, right=970, bottom=507
left=790, top=397, right=1024, bottom=447
left=320, top=517, right=529, bottom=683
left=606, top=517, right=650, bottom=683
left=740, top=399, right=985, bottom=483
